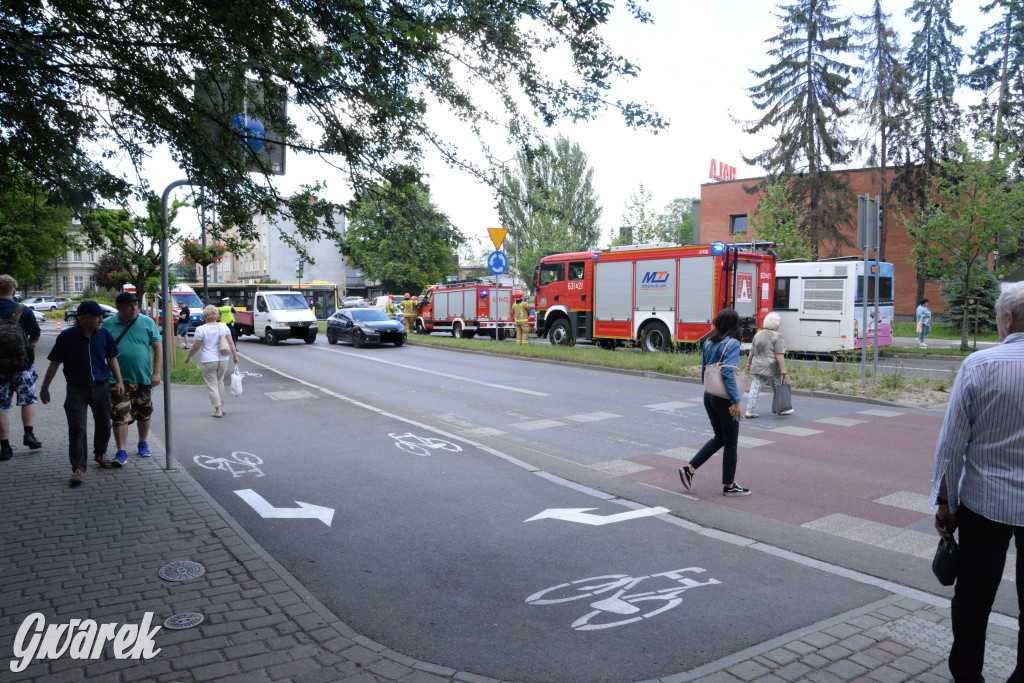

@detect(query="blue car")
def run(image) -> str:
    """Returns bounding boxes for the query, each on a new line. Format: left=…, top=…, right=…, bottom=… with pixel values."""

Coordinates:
left=325, top=308, right=406, bottom=347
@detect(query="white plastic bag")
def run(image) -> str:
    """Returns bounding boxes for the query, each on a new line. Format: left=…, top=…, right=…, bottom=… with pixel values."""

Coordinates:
left=230, top=364, right=243, bottom=397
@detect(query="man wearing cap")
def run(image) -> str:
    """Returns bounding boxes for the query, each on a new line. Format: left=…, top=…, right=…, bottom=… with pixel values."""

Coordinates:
left=219, top=297, right=237, bottom=343
left=103, top=291, right=162, bottom=465
left=39, top=300, right=124, bottom=486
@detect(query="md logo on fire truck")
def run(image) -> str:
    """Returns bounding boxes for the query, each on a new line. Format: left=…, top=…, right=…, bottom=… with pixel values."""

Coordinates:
left=640, top=271, right=670, bottom=289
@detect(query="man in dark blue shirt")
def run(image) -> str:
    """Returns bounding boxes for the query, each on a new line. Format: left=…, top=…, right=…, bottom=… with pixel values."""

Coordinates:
left=39, top=300, right=124, bottom=486
left=0, top=275, right=42, bottom=461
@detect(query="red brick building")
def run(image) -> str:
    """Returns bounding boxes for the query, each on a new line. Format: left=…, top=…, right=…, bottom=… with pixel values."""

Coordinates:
left=695, top=167, right=945, bottom=316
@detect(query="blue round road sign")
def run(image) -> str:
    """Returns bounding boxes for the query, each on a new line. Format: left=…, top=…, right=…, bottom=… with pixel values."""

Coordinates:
left=487, top=250, right=508, bottom=275
left=230, top=114, right=266, bottom=153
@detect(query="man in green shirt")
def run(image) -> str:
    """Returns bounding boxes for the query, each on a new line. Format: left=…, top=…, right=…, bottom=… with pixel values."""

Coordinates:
left=102, top=291, right=162, bottom=465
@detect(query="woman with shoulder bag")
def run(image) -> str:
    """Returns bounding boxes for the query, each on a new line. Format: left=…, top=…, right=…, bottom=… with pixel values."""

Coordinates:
left=184, top=305, right=239, bottom=418
left=743, top=312, right=793, bottom=418
left=679, top=308, right=752, bottom=497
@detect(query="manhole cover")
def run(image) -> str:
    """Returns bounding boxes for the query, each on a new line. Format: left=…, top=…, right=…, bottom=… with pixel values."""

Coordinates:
left=158, top=561, right=206, bottom=582
left=163, top=613, right=205, bottom=630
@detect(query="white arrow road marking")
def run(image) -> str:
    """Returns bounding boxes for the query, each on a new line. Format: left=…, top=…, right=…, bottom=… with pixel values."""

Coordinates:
left=525, top=507, right=670, bottom=526
left=234, top=489, right=335, bottom=526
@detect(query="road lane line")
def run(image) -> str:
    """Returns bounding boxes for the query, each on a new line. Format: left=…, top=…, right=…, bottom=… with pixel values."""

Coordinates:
left=308, top=345, right=549, bottom=396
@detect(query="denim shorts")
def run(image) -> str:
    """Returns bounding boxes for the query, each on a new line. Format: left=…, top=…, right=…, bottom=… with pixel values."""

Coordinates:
left=0, top=365, right=39, bottom=410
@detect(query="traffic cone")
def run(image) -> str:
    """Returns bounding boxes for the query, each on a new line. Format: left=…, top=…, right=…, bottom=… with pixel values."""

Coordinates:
left=56, top=321, right=61, bottom=331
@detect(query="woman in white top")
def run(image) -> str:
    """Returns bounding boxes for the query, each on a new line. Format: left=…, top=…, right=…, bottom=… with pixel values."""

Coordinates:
left=185, top=305, right=239, bottom=417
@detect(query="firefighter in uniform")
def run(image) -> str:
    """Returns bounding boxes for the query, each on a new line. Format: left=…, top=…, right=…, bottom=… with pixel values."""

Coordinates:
left=509, top=292, right=528, bottom=348
left=219, top=297, right=237, bottom=343
left=402, top=294, right=417, bottom=333
left=384, top=295, right=397, bottom=320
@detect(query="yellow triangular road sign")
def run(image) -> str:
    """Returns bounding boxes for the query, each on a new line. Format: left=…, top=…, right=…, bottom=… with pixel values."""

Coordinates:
left=487, top=227, right=508, bottom=251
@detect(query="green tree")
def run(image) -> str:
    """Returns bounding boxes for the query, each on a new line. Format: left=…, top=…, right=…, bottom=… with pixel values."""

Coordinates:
left=0, top=163, right=73, bottom=288
left=611, top=184, right=658, bottom=247
left=749, top=175, right=812, bottom=261
left=656, top=198, right=696, bottom=244
left=906, top=138, right=1024, bottom=349
left=940, top=263, right=1002, bottom=334
left=78, top=194, right=187, bottom=312
left=965, top=0, right=1024, bottom=152
left=1, top=0, right=662, bottom=254
left=743, top=0, right=857, bottom=259
left=346, top=181, right=463, bottom=293
left=497, top=137, right=602, bottom=284
left=853, top=0, right=910, bottom=262
left=897, top=0, right=965, bottom=302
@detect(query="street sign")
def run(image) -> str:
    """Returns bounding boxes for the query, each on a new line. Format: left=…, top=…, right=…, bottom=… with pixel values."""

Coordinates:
left=487, top=227, right=508, bottom=251
left=487, top=250, right=508, bottom=275
left=857, top=194, right=879, bottom=250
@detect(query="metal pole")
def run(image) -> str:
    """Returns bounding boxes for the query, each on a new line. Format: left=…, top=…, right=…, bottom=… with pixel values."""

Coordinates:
left=861, top=245, right=869, bottom=385
left=201, top=190, right=209, bottom=304
left=161, top=179, right=189, bottom=471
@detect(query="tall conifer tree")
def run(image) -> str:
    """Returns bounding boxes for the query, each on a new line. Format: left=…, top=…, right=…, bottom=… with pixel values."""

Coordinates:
left=743, top=0, right=857, bottom=259
left=853, top=0, right=909, bottom=262
left=965, top=0, right=1024, bottom=153
left=897, top=0, right=964, bottom=301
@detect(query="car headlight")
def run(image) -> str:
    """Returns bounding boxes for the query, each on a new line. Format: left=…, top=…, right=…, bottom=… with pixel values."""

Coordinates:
left=278, top=322, right=289, bottom=328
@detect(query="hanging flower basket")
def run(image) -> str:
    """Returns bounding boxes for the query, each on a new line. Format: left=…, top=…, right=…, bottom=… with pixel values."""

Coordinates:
left=181, top=241, right=227, bottom=267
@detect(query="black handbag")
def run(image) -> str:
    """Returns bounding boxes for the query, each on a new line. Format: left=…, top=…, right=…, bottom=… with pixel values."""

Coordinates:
left=932, top=537, right=959, bottom=586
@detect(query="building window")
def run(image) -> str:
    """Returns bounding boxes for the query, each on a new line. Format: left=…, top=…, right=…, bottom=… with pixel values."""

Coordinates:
left=74, top=276, right=84, bottom=292
left=73, top=251, right=83, bottom=262
left=730, top=215, right=748, bottom=235
left=87, top=251, right=94, bottom=262
left=89, top=276, right=96, bottom=289
left=61, top=276, right=68, bottom=293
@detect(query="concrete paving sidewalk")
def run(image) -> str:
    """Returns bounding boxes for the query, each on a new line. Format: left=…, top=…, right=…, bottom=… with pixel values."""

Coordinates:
left=0, top=378, right=1018, bottom=682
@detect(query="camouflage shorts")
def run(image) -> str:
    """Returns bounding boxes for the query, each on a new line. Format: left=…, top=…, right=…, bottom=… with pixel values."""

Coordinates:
left=111, top=383, right=154, bottom=426
left=0, top=365, right=39, bottom=410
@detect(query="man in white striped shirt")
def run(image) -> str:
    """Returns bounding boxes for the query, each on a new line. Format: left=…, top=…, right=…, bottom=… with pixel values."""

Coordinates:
left=933, top=281, right=1024, bottom=682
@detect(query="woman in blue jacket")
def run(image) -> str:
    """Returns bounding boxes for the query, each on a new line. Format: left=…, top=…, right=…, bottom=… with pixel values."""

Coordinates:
left=679, top=308, right=751, bottom=496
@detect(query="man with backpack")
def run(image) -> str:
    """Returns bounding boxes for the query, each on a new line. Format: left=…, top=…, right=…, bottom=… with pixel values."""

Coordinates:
left=0, top=274, right=42, bottom=461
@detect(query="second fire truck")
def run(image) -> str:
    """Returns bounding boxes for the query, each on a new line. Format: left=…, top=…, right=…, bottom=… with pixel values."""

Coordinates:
left=415, top=279, right=517, bottom=339
left=533, top=242, right=776, bottom=350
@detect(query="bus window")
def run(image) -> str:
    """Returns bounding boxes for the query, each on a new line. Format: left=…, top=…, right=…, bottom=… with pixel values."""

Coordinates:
left=568, top=261, right=586, bottom=281
left=538, top=262, right=565, bottom=287
left=856, top=277, right=894, bottom=303
left=774, top=277, right=793, bottom=310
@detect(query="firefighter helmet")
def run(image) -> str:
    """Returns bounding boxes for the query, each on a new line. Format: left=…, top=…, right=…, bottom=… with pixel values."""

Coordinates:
left=388, top=294, right=394, bottom=300
left=404, top=292, right=410, bottom=298
left=514, top=290, right=523, bottom=301
left=412, top=295, right=418, bottom=301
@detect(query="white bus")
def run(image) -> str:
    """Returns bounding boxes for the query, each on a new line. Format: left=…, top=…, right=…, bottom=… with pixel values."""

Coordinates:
left=773, top=258, right=895, bottom=353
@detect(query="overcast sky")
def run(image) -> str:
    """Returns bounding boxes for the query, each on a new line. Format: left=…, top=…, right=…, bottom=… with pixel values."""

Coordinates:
left=136, top=1, right=993, bottom=255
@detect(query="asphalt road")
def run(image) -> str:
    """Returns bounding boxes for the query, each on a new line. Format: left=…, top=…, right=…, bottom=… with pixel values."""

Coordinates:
left=169, top=338, right=885, bottom=681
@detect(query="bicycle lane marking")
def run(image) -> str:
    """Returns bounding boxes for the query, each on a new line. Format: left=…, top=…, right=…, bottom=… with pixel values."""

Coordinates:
left=235, top=349, right=971, bottom=617
left=307, top=344, right=550, bottom=396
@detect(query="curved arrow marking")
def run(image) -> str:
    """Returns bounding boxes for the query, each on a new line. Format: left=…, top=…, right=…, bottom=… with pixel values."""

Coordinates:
left=235, top=489, right=334, bottom=526
left=525, top=507, right=670, bottom=526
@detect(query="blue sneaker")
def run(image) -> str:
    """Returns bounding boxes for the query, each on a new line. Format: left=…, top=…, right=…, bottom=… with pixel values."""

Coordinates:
left=137, top=441, right=151, bottom=458
left=113, top=450, right=128, bottom=466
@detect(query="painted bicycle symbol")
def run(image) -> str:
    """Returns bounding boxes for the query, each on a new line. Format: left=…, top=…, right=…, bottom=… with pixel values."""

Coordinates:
left=193, top=451, right=265, bottom=478
left=387, top=432, right=462, bottom=457
left=526, top=567, right=720, bottom=631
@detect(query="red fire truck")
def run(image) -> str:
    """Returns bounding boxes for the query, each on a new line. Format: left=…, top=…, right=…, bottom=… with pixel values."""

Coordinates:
left=415, top=279, right=516, bottom=339
left=533, top=242, right=776, bottom=351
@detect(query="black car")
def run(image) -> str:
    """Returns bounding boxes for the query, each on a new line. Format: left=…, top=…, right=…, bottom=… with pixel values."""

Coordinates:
left=63, top=302, right=117, bottom=326
left=326, top=308, right=406, bottom=347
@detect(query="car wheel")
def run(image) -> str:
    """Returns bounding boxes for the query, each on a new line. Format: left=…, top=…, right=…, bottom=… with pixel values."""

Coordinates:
left=393, top=338, right=404, bottom=347
left=640, top=321, right=671, bottom=352
left=49, top=306, right=56, bottom=311
left=548, top=319, right=574, bottom=346
left=66, top=315, right=78, bottom=327
left=266, top=329, right=278, bottom=345
left=304, top=334, right=316, bottom=344
left=452, top=322, right=463, bottom=339
left=414, top=320, right=425, bottom=335
left=353, top=331, right=365, bottom=348
left=327, top=331, right=338, bottom=345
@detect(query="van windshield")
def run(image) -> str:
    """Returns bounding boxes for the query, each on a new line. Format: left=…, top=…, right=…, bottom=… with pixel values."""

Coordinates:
left=175, top=293, right=203, bottom=310
left=264, top=294, right=310, bottom=310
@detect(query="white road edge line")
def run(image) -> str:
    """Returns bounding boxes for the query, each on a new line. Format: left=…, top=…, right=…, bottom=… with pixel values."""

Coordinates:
left=308, top=344, right=550, bottom=396
left=237, top=351, right=1013, bottom=630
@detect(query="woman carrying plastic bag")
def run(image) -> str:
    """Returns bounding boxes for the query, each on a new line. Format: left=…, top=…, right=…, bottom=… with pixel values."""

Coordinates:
left=230, top=363, right=243, bottom=397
